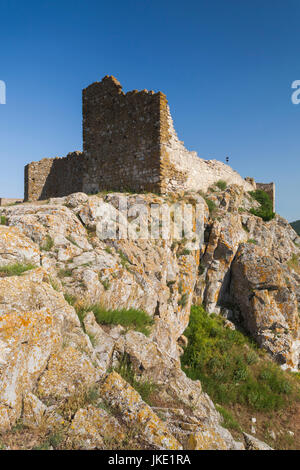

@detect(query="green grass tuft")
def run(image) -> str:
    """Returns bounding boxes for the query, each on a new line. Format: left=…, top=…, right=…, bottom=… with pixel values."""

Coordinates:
left=215, top=180, right=227, bottom=191
left=71, top=301, right=154, bottom=336
left=92, top=305, right=154, bottom=336
left=0, top=262, right=36, bottom=277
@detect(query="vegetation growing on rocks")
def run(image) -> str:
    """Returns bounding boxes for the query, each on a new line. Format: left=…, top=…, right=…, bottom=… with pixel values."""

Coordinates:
left=0, top=262, right=36, bottom=277
left=249, top=189, right=275, bottom=221
left=114, top=354, right=157, bottom=405
left=0, top=185, right=298, bottom=450
left=67, top=299, right=154, bottom=336
left=181, top=305, right=300, bottom=447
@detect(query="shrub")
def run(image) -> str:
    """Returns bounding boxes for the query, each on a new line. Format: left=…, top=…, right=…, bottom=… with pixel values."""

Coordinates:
left=0, top=262, right=36, bottom=277
left=0, top=215, right=7, bottom=225
left=100, top=278, right=110, bottom=290
left=118, top=250, right=130, bottom=269
left=249, top=190, right=275, bottom=221
left=176, top=248, right=191, bottom=257
left=204, top=197, right=217, bottom=215
left=178, top=292, right=189, bottom=307
left=216, top=180, right=227, bottom=191
left=58, top=268, right=73, bottom=278
left=181, top=305, right=298, bottom=412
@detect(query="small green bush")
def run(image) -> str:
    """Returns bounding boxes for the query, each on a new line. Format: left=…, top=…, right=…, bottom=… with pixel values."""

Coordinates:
left=100, top=278, right=110, bottom=290
left=0, top=215, right=7, bottom=225
left=118, top=250, right=130, bottom=269
left=58, top=268, right=73, bottom=278
left=216, top=180, right=227, bottom=191
left=0, top=262, right=36, bottom=277
left=249, top=190, right=275, bottom=222
left=178, top=292, right=189, bottom=307
left=177, top=248, right=191, bottom=257
left=204, top=198, right=217, bottom=215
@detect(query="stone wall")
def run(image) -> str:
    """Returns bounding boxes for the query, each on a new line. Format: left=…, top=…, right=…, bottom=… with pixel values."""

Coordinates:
left=82, top=76, right=162, bottom=194
left=24, top=151, right=84, bottom=201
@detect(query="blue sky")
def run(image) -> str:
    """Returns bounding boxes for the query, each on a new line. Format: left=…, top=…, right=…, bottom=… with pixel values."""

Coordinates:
left=0, top=0, right=299, bottom=221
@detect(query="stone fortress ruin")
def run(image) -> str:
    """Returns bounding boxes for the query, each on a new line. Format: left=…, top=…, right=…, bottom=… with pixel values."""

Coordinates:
left=23, top=75, right=275, bottom=208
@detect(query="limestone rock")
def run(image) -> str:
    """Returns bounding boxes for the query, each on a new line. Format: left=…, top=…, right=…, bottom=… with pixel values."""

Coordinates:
left=187, top=426, right=228, bottom=450
left=37, top=346, right=98, bottom=402
left=22, top=392, right=63, bottom=430
left=231, top=243, right=299, bottom=369
left=67, top=405, right=125, bottom=450
left=0, top=275, right=97, bottom=430
left=243, top=432, right=273, bottom=450
left=100, top=371, right=182, bottom=450
left=0, top=225, right=40, bottom=267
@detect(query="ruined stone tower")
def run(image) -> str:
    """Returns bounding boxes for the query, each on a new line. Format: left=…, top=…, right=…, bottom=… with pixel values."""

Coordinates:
left=24, top=75, right=274, bottom=205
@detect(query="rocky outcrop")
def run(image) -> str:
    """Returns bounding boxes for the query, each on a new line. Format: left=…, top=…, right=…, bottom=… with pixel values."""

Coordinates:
left=0, top=185, right=298, bottom=450
left=194, top=185, right=300, bottom=368
left=230, top=244, right=299, bottom=369
left=243, top=432, right=273, bottom=450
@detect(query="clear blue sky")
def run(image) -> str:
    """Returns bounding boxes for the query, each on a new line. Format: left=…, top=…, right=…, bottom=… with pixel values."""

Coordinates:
left=0, top=0, right=299, bottom=221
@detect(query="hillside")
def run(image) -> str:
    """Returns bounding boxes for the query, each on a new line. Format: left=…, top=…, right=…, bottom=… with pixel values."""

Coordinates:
left=291, top=220, right=300, bottom=235
left=0, top=184, right=299, bottom=450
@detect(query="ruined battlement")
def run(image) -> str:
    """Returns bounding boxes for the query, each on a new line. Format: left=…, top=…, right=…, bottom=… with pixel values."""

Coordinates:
left=24, top=151, right=84, bottom=201
left=24, top=75, right=275, bottom=210
left=82, top=75, right=164, bottom=194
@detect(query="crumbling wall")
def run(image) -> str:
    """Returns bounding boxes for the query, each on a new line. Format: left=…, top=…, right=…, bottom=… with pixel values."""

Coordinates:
left=160, top=102, right=255, bottom=194
left=24, top=151, right=84, bottom=201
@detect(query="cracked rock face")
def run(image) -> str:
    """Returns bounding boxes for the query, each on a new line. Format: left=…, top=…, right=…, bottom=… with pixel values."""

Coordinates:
left=230, top=243, right=299, bottom=369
